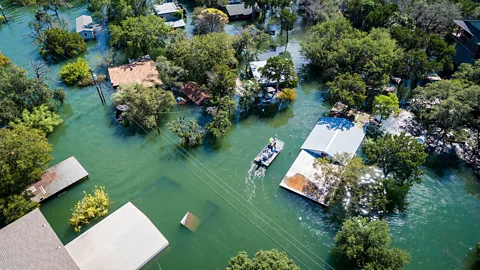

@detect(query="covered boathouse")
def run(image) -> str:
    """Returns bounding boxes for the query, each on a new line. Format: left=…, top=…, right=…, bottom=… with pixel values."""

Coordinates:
left=280, top=117, right=366, bottom=206
left=28, top=156, right=88, bottom=202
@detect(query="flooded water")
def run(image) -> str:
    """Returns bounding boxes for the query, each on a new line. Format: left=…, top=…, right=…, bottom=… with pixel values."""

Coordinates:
left=0, top=1, right=479, bottom=269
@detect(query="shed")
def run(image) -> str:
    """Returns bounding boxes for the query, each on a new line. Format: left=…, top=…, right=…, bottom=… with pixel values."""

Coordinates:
left=76, top=15, right=95, bottom=40
left=181, top=82, right=210, bottom=105
left=226, top=4, right=253, bottom=21
left=0, top=209, right=80, bottom=269
left=301, top=117, right=365, bottom=159
left=108, top=61, right=162, bottom=89
left=65, top=202, right=169, bottom=270
left=28, top=156, right=88, bottom=202
left=153, top=2, right=185, bottom=27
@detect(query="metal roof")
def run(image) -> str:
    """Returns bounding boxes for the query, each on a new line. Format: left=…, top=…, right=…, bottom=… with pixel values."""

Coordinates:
left=76, top=15, right=93, bottom=33
left=453, top=20, right=480, bottom=38
left=65, top=202, right=169, bottom=270
left=0, top=209, right=80, bottom=270
left=28, top=156, right=88, bottom=202
left=153, top=2, right=180, bottom=15
left=301, top=117, right=365, bottom=158
left=226, top=4, right=252, bottom=16
left=167, top=19, right=186, bottom=28
left=107, top=61, right=162, bottom=88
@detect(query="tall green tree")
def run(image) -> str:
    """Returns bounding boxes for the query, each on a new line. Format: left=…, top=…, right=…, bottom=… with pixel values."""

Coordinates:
left=279, top=8, right=297, bottom=51
left=299, top=0, right=340, bottom=23
left=111, top=84, right=176, bottom=128
left=207, top=64, right=237, bottom=99
left=238, top=79, right=261, bottom=111
left=10, top=105, right=63, bottom=134
left=156, top=56, right=188, bottom=91
left=325, top=73, right=366, bottom=108
left=233, top=25, right=269, bottom=73
left=192, top=8, right=229, bottom=35
left=335, top=217, right=411, bottom=269
left=372, top=93, right=400, bottom=120
left=168, top=119, right=204, bottom=146
left=227, top=249, right=300, bottom=270
left=58, top=58, right=90, bottom=85
left=363, top=132, right=428, bottom=186
left=107, top=0, right=150, bottom=24
left=110, top=15, right=172, bottom=58
left=0, top=126, right=53, bottom=198
left=259, top=56, right=298, bottom=89
left=39, top=28, right=87, bottom=59
left=392, top=49, right=431, bottom=82
left=0, top=195, right=40, bottom=225
left=342, top=0, right=397, bottom=31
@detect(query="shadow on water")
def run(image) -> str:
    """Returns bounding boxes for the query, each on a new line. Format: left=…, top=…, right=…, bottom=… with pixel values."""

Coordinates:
left=384, top=180, right=410, bottom=213
left=424, top=154, right=463, bottom=178
left=462, top=249, right=480, bottom=270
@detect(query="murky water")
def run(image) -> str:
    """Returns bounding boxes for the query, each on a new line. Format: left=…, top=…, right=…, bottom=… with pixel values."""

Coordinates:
left=0, top=1, right=479, bottom=269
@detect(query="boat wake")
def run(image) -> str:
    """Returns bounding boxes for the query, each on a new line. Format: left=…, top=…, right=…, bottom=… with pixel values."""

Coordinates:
left=244, top=163, right=266, bottom=200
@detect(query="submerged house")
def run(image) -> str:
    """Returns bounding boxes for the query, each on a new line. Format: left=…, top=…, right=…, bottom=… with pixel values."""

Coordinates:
left=225, top=4, right=254, bottom=21
left=108, top=60, right=162, bottom=89
left=452, top=20, right=480, bottom=65
left=76, top=15, right=95, bottom=40
left=181, top=82, right=211, bottom=105
left=154, top=2, right=186, bottom=29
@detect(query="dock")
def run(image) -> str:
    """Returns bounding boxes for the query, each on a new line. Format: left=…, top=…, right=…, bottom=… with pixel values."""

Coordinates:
left=254, top=139, right=284, bottom=167
left=28, top=156, right=88, bottom=202
left=65, top=202, right=169, bottom=270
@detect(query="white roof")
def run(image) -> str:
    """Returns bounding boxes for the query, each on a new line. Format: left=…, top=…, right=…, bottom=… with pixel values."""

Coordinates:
left=65, top=202, right=169, bottom=270
left=154, top=2, right=180, bottom=15
left=301, top=117, right=365, bottom=158
left=167, top=19, right=186, bottom=28
left=249, top=61, right=272, bottom=85
left=76, top=15, right=93, bottom=33
left=226, top=4, right=252, bottom=16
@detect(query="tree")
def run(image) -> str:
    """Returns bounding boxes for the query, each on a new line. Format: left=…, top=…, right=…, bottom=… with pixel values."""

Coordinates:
left=167, top=33, right=237, bottom=84
left=0, top=50, right=11, bottom=67
left=29, top=60, right=51, bottom=80
left=325, top=73, right=366, bottom=108
left=0, top=126, right=53, bottom=198
left=192, top=8, right=228, bottom=35
left=10, top=105, right=63, bottom=134
left=238, top=79, right=261, bottom=111
left=299, top=0, right=340, bottom=23
left=277, top=88, right=297, bottom=102
left=372, top=93, right=400, bottom=120
left=234, top=25, right=269, bottom=73
left=363, top=132, right=428, bottom=186
left=107, top=0, right=150, bottom=24
left=392, top=49, right=431, bottom=81
left=0, top=195, right=40, bottom=225
left=36, top=0, right=69, bottom=20
left=226, top=249, right=300, bottom=270
left=452, top=61, right=480, bottom=85
left=409, top=0, right=461, bottom=34
left=207, top=64, right=237, bottom=99
left=193, top=0, right=228, bottom=8
left=342, top=0, right=397, bottom=31
left=88, top=0, right=110, bottom=13
left=315, top=153, right=388, bottom=216
left=111, top=84, right=176, bottom=129
left=279, top=8, right=297, bottom=51
left=69, top=186, right=109, bottom=232
left=259, top=56, right=298, bottom=89
left=156, top=56, right=188, bottom=91
left=110, top=15, right=172, bottom=58
left=168, top=119, right=204, bottom=146
left=334, top=217, right=411, bottom=269
left=58, top=58, right=90, bottom=85
left=206, top=97, right=234, bottom=138
left=53, top=88, right=67, bottom=105
left=39, top=28, right=87, bottom=59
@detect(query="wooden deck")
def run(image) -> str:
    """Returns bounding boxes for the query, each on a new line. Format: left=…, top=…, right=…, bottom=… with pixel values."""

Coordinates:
left=253, top=139, right=284, bottom=167
left=27, top=156, right=88, bottom=202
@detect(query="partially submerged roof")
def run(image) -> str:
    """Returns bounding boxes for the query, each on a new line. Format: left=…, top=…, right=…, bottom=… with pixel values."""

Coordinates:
left=167, top=19, right=186, bottom=28
left=108, top=61, right=162, bottom=88
left=226, top=4, right=253, bottom=16
left=301, top=117, right=365, bottom=158
left=249, top=61, right=268, bottom=84
left=76, top=15, right=93, bottom=33
left=28, top=156, right=88, bottom=202
left=180, top=211, right=200, bottom=232
left=65, top=202, right=169, bottom=270
left=0, top=209, right=80, bottom=269
left=154, top=2, right=180, bottom=15
left=181, top=82, right=210, bottom=105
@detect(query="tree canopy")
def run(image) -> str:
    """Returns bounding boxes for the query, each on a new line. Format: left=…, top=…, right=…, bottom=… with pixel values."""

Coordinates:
left=372, top=93, right=400, bottom=120
left=342, top=0, right=397, bottom=31
left=259, top=56, right=298, bottom=89
left=192, top=8, right=229, bottom=35
left=168, top=119, right=204, bottom=146
left=207, top=64, right=237, bottom=99
left=363, top=132, right=428, bottom=186
left=226, top=249, right=300, bottom=270
left=110, top=15, right=172, bottom=58
left=325, top=73, right=366, bottom=108
left=279, top=8, right=297, bottom=49
left=334, top=217, right=411, bottom=269
left=58, top=57, right=90, bottom=85
left=39, top=28, right=87, bottom=60
left=10, top=104, right=63, bottom=134
left=69, top=186, right=109, bottom=232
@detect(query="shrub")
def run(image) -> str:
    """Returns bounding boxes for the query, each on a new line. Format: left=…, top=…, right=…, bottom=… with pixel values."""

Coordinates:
left=278, top=88, right=297, bottom=102
left=69, top=186, right=110, bottom=232
left=40, top=28, right=87, bottom=59
left=10, top=104, right=63, bottom=134
left=59, top=58, right=90, bottom=85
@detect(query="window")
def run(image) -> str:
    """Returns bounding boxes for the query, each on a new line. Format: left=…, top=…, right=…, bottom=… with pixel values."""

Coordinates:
left=84, top=33, right=87, bottom=37
left=464, top=31, right=473, bottom=39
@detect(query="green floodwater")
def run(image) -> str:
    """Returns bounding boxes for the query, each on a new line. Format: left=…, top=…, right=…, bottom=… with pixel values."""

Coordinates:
left=1, top=2, right=480, bottom=269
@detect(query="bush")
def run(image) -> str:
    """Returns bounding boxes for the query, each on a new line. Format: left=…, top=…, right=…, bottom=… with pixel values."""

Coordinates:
left=69, top=186, right=110, bottom=232
left=10, top=104, right=63, bottom=134
left=168, top=119, right=204, bottom=146
left=40, top=28, right=87, bottom=59
left=59, top=58, right=90, bottom=85
left=277, top=88, right=297, bottom=102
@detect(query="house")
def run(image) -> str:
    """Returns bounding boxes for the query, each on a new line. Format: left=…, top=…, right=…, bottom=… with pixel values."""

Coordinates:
left=108, top=60, right=162, bottom=89
left=76, top=15, right=95, bottom=40
left=181, top=82, right=210, bottom=105
left=225, top=4, right=255, bottom=21
left=153, top=2, right=186, bottom=29
left=249, top=60, right=285, bottom=86
left=452, top=20, right=480, bottom=65
left=0, top=209, right=80, bottom=269
left=27, top=156, right=88, bottom=202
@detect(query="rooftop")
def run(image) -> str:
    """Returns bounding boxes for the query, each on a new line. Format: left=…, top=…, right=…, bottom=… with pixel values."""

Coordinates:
left=301, top=117, right=365, bottom=159
left=226, top=4, right=252, bottom=16
left=0, top=209, right=80, bottom=269
left=108, top=61, right=162, bottom=88
left=75, top=15, right=93, bottom=33
left=167, top=19, right=186, bottom=28
left=28, top=156, right=88, bottom=202
left=65, top=202, right=169, bottom=270
left=153, top=2, right=180, bottom=15
left=181, top=82, right=210, bottom=105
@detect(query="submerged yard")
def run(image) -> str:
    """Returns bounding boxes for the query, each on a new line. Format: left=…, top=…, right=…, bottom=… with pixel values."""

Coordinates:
left=0, top=0, right=479, bottom=269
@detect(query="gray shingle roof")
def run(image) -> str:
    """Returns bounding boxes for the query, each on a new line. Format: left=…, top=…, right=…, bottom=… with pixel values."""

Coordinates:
left=0, top=209, right=80, bottom=270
